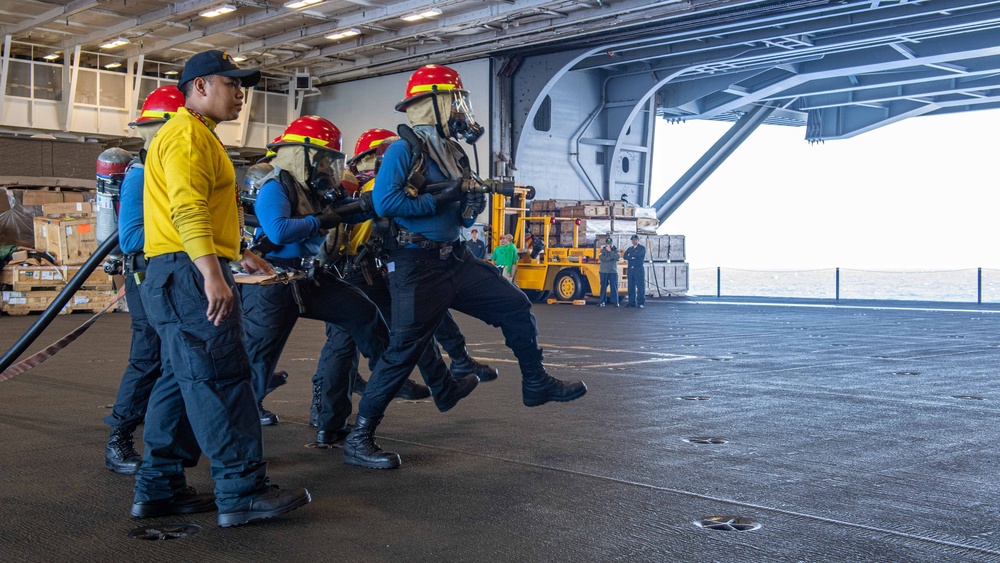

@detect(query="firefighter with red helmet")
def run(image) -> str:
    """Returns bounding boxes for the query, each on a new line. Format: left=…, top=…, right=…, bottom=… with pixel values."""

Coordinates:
left=346, top=128, right=395, bottom=186
left=102, top=85, right=184, bottom=475
left=343, top=65, right=587, bottom=470
left=238, top=116, right=411, bottom=435
left=309, top=132, right=499, bottom=444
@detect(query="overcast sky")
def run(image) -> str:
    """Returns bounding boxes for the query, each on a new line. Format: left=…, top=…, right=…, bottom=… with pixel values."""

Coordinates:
left=650, top=108, right=1000, bottom=270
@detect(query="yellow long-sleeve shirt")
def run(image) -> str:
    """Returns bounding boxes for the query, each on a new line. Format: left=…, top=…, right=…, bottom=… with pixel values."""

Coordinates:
left=143, top=107, right=241, bottom=261
left=345, top=179, right=375, bottom=256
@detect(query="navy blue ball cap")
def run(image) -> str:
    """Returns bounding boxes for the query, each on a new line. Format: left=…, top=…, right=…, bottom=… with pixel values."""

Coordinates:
left=178, top=50, right=261, bottom=90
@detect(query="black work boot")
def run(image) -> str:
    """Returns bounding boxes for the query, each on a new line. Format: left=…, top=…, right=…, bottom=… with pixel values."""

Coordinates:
left=451, top=353, right=499, bottom=382
left=396, top=379, right=431, bottom=400
left=521, top=366, right=587, bottom=407
left=352, top=372, right=368, bottom=396
left=316, top=424, right=351, bottom=448
left=309, top=381, right=322, bottom=428
left=105, top=426, right=141, bottom=475
left=343, top=415, right=401, bottom=469
left=258, top=401, right=278, bottom=426
left=434, top=374, right=479, bottom=412
left=265, top=370, right=288, bottom=396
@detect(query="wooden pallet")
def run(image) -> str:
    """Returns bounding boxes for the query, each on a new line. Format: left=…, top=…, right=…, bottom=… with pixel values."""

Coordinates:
left=0, top=264, right=113, bottom=291
left=1, top=289, right=116, bottom=316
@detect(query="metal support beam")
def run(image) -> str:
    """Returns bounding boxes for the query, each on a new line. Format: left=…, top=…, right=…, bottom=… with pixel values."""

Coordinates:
left=654, top=102, right=777, bottom=222
left=0, top=35, right=10, bottom=123
left=128, top=55, right=145, bottom=133
left=63, top=45, right=81, bottom=133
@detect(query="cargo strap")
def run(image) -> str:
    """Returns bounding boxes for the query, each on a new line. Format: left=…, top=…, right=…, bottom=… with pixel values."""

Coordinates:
left=0, top=285, right=126, bottom=382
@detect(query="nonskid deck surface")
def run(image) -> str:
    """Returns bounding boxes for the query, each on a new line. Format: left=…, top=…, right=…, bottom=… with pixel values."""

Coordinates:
left=2, top=297, right=999, bottom=562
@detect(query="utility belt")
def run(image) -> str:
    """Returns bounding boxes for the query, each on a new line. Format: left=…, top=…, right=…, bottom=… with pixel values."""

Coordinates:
left=123, top=252, right=147, bottom=284
left=395, top=228, right=461, bottom=251
left=267, top=256, right=310, bottom=271
left=263, top=255, right=325, bottom=316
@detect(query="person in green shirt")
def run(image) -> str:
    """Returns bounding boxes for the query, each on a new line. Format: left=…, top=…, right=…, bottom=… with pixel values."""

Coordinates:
left=492, top=233, right=518, bottom=283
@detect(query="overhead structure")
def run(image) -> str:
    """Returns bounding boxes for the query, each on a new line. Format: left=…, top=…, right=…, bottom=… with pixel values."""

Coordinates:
left=0, top=0, right=766, bottom=83
left=4, top=0, right=1000, bottom=220
left=508, top=0, right=1000, bottom=219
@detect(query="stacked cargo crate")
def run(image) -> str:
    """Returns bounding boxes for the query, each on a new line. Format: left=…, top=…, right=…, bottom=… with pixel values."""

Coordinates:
left=1, top=201, right=116, bottom=315
left=527, top=199, right=688, bottom=295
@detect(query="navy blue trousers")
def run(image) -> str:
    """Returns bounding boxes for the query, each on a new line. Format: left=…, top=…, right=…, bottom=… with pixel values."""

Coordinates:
left=137, top=253, right=267, bottom=511
left=241, top=269, right=389, bottom=405
left=313, top=267, right=468, bottom=431
left=627, top=266, right=645, bottom=306
left=599, top=273, right=620, bottom=305
left=358, top=244, right=542, bottom=420
left=105, top=274, right=161, bottom=431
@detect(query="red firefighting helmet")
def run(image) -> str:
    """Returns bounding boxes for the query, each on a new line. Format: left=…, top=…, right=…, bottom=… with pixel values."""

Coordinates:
left=347, top=128, right=395, bottom=171
left=395, top=64, right=467, bottom=112
left=268, top=115, right=344, bottom=157
left=258, top=135, right=281, bottom=162
left=373, top=135, right=400, bottom=173
left=352, top=128, right=395, bottom=160
left=129, top=85, right=184, bottom=127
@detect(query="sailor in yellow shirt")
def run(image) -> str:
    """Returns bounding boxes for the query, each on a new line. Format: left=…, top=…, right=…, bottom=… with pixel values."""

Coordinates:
left=310, top=134, right=499, bottom=447
left=135, top=50, right=310, bottom=528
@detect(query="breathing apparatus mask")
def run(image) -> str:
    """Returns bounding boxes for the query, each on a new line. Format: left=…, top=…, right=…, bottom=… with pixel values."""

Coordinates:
left=448, top=91, right=484, bottom=144
left=304, top=146, right=346, bottom=203
left=429, top=90, right=483, bottom=145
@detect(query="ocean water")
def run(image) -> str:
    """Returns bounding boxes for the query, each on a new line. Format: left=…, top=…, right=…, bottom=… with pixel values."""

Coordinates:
left=687, top=267, right=1000, bottom=303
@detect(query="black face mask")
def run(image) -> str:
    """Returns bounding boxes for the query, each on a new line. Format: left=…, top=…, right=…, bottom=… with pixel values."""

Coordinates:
left=304, top=147, right=344, bottom=201
left=448, top=117, right=484, bottom=145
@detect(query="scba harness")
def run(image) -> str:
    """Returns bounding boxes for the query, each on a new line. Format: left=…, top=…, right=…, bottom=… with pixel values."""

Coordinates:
left=370, top=124, right=472, bottom=254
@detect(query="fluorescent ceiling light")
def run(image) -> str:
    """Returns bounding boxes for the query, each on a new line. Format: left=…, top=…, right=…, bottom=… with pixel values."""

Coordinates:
left=284, top=0, right=322, bottom=8
left=164, top=70, right=179, bottom=75
left=231, top=55, right=247, bottom=62
left=43, top=53, right=61, bottom=60
left=402, top=8, right=442, bottom=21
left=104, top=61, right=122, bottom=69
left=325, top=28, right=360, bottom=41
left=200, top=4, right=236, bottom=17
left=100, top=37, right=130, bottom=49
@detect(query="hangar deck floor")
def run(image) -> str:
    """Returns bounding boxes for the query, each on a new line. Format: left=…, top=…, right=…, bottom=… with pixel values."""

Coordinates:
left=2, top=296, right=1000, bottom=562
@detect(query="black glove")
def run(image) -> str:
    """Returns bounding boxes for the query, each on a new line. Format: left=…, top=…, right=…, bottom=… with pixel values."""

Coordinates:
left=463, top=191, right=487, bottom=217
left=358, top=191, right=375, bottom=215
left=316, top=206, right=341, bottom=230
left=432, top=182, right=464, bottom=205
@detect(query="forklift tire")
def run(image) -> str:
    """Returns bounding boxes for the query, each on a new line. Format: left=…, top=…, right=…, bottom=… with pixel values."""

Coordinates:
left=553, top=269, right=584, bottom=301
left=521, top=289, right=551, bottom=303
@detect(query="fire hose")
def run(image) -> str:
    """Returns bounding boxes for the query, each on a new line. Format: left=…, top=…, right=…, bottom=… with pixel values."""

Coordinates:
left=0, top=233, right=120, bottom=375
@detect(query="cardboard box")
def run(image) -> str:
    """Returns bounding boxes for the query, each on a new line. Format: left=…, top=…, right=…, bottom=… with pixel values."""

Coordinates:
left=637, top=217, right=659, bottom=233
left=22, top=190, right=68, bottom=206
left=32, top=216, right=98, bottom=265
left=41, top=201, right=94, bottom=218
left=559, top=205, right=610, bottom=218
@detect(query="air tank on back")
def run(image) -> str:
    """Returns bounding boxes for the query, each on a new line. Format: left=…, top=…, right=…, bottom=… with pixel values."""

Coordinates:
left=95, top=147, right=132, bottom=272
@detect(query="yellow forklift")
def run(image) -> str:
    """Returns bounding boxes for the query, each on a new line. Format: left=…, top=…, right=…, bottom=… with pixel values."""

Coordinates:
left=488, top=186, right=626, bottom=303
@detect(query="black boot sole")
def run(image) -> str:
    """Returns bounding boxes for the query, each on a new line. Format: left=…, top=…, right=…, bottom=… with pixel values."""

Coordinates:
left=106, top=461, right=139, bottom=475
left=343, top=452, right=401, bottom=470
left=217, top=491, right=311, bottom=528
left=523, top=385, right=588, bottom=407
